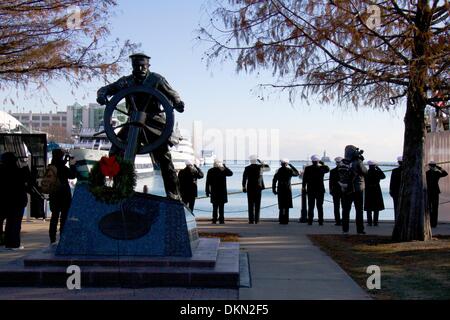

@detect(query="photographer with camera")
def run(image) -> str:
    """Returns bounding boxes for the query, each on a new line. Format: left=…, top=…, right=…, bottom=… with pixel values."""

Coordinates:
left=338, top=145, right=368, bottom=234
left=47, top=148, right=77, bottom=244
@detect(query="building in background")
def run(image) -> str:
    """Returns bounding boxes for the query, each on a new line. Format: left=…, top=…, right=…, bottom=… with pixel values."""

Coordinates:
left=9, top=102, right=105, bottom=140
left=12, top=110, right=68, bottom=134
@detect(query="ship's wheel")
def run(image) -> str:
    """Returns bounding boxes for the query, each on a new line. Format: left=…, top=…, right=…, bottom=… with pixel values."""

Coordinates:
left=102, top=85, right=175, bottom=161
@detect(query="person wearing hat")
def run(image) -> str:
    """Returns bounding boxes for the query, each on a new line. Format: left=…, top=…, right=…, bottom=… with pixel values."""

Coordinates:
left=178, top=160, right=204, bottom=211
left=302, top=155, right=330, bottom=225
left=0, top=152, right=32, bottom=249
left=389, top=156, right=403, bottom=222
left=329, top=157, right=344, bottom=226
left=364, top=160, right=386, bottom=226
left=272, top=159, right=300, bottom=224
left=340, top=145, right=368, bottom=235
left=205, top=160, right=233, bottom=224
left=242, top=155, right=270, bottom=224
left=426, top=160, right=448, bottom=228
left=96, top=53, right=185, bottom=201
left=48, top=148, right=77, bottom=244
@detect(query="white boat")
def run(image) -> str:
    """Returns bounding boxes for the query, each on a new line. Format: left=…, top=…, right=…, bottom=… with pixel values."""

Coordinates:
left=72, top=126, right=154, bottom=179
left=201, top=149, right=217, bottom=166
left=169, top=126, right=197, bottom=171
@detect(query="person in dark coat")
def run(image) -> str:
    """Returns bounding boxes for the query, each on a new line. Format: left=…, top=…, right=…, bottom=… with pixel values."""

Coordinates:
left=242, top=155, right=270, bottom=224
left=341, top=145, right=368, bottom=235
left=364, top=160, right=386, bottom=226
left=329, top=157, right=344, bottom=226
left=205, top=160, right=233, bottom=224
left=178, top=160, right=204, bottom=211
left=389, top=156, right=403, bottom=222
left=0, top=152, right=31, bottom=249
left=426, top=160, right=448, bottom=228
left=272, top=159, right=300, bottom=224
left=48, top=149, right=77, bottom=244
left=302, top=155, right=330, bottom=225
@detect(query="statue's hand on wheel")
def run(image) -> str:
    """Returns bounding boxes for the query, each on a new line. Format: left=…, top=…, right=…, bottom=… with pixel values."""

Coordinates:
left=97, top=95, right=108, bottom=106
left=174, top=101, right=185, bottom=113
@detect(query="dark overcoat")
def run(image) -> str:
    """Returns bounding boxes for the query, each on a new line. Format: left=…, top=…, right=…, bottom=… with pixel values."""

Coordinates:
left=272, top=165, right=299, bottom=209
left=302, top=164, right=330, bottom=194
left=178, top=165, right=204, bottom=200
left=364, top=167, right=386, bottom=211
left=329, top=167, right=341, bottom=196
left=426, top=167, right=449, bottom=195
left=242, top=163, right=269, bottom=194
left=389, top=166, right=402, bottom=198
left=205, top=166, right=233, bottom=204
left=48, top=160, right=77, bottom=212
left=0, top=164, right=31, bottom=212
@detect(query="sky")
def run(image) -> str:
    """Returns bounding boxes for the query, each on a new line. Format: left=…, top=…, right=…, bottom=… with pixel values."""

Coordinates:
left=0, top=0, right=406, bottom=161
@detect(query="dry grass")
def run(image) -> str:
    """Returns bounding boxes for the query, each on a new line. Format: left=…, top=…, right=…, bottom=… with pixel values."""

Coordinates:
left=309, top=234, right=450, bottom=300
left=198, top=232, right=240, bottom=242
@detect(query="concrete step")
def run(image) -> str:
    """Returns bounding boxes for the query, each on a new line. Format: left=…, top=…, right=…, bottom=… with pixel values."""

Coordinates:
left=0, top=242, right=240, bottom=288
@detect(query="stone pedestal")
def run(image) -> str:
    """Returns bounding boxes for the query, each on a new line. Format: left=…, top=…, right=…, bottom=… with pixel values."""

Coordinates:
left=56, top=184, right=198, bottom=257
left=0, top=184, right=241, bottom=288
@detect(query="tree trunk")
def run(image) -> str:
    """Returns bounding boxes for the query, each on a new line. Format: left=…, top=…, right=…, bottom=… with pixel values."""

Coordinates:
left=392, top=0, right=432, bottom=242
left=392, top=93, right=432, bottom=241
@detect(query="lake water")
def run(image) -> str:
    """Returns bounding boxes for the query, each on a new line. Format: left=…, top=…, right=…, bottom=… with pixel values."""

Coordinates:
left=136, top=161, right=397, bottom=221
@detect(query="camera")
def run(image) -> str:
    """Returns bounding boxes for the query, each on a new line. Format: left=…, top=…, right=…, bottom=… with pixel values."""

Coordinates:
left=354, top=148, right=365, bottom=161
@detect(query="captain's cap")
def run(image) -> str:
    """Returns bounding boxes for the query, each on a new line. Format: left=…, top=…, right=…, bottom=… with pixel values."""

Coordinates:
left=281, top=158, right=290, bottom=164
left=429, top=160, right=437, bottom=165
left=334, top=157, right=343, bottom=163
left=368, top=160, right=377, bottom=166
left=397, top=156, right=403, bottom=162
left=311, top=155, right=320, bottom=162
left=185, top=160, right=192, bottom=166
left=130, top=53, right=151, bottom=61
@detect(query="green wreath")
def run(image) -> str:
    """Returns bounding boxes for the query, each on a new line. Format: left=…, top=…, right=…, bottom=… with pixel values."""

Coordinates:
left=88, top=156, right=137, bottom=204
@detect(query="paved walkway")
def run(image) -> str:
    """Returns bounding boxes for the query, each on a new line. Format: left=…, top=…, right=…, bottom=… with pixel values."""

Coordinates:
left=0, top=217, right=449, bottom=300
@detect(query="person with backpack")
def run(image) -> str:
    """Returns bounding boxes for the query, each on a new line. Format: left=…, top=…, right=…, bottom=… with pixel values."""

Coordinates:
left=339, top=145, right=368, bottom=235
left=0, top=152, right=31, bottom=250
left=302, top=155, right=330, bottom=225
left=329, top=157, right=344, bottom=226
left=46, top=148, right=77, bottom=244
left=364, top=160, right=386, bottom=226
left=426, top=160, right=448, bottom=228
left=272, top=159, right=300, bottom=224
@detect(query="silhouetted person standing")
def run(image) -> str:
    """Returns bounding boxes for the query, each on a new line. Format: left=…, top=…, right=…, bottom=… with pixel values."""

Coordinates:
left=48, top=149, right=77, bottom=244
left=329, top=157, right=343, bottom=226
left=242, top=155, right=270, bottom=224
left=364, top=160, right=386, bottom=226
left=0, top=152, right=31, bottom=250
left=178, top=160, right=204, bottom=211
left=340, top=145, right=368, bottom=235
left=272, top=159, right=299, bottom=224
left=206, top=160, right=233, bottom=224
left=389, top=156, right=403, bottom=222
left=426, top=160, right=448, bottom=228
left=302, top=155, right=330, bottom=225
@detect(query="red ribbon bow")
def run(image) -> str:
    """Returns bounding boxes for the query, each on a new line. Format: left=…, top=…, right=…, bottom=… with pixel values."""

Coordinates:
left=99, top=156, right=120, bottom=178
